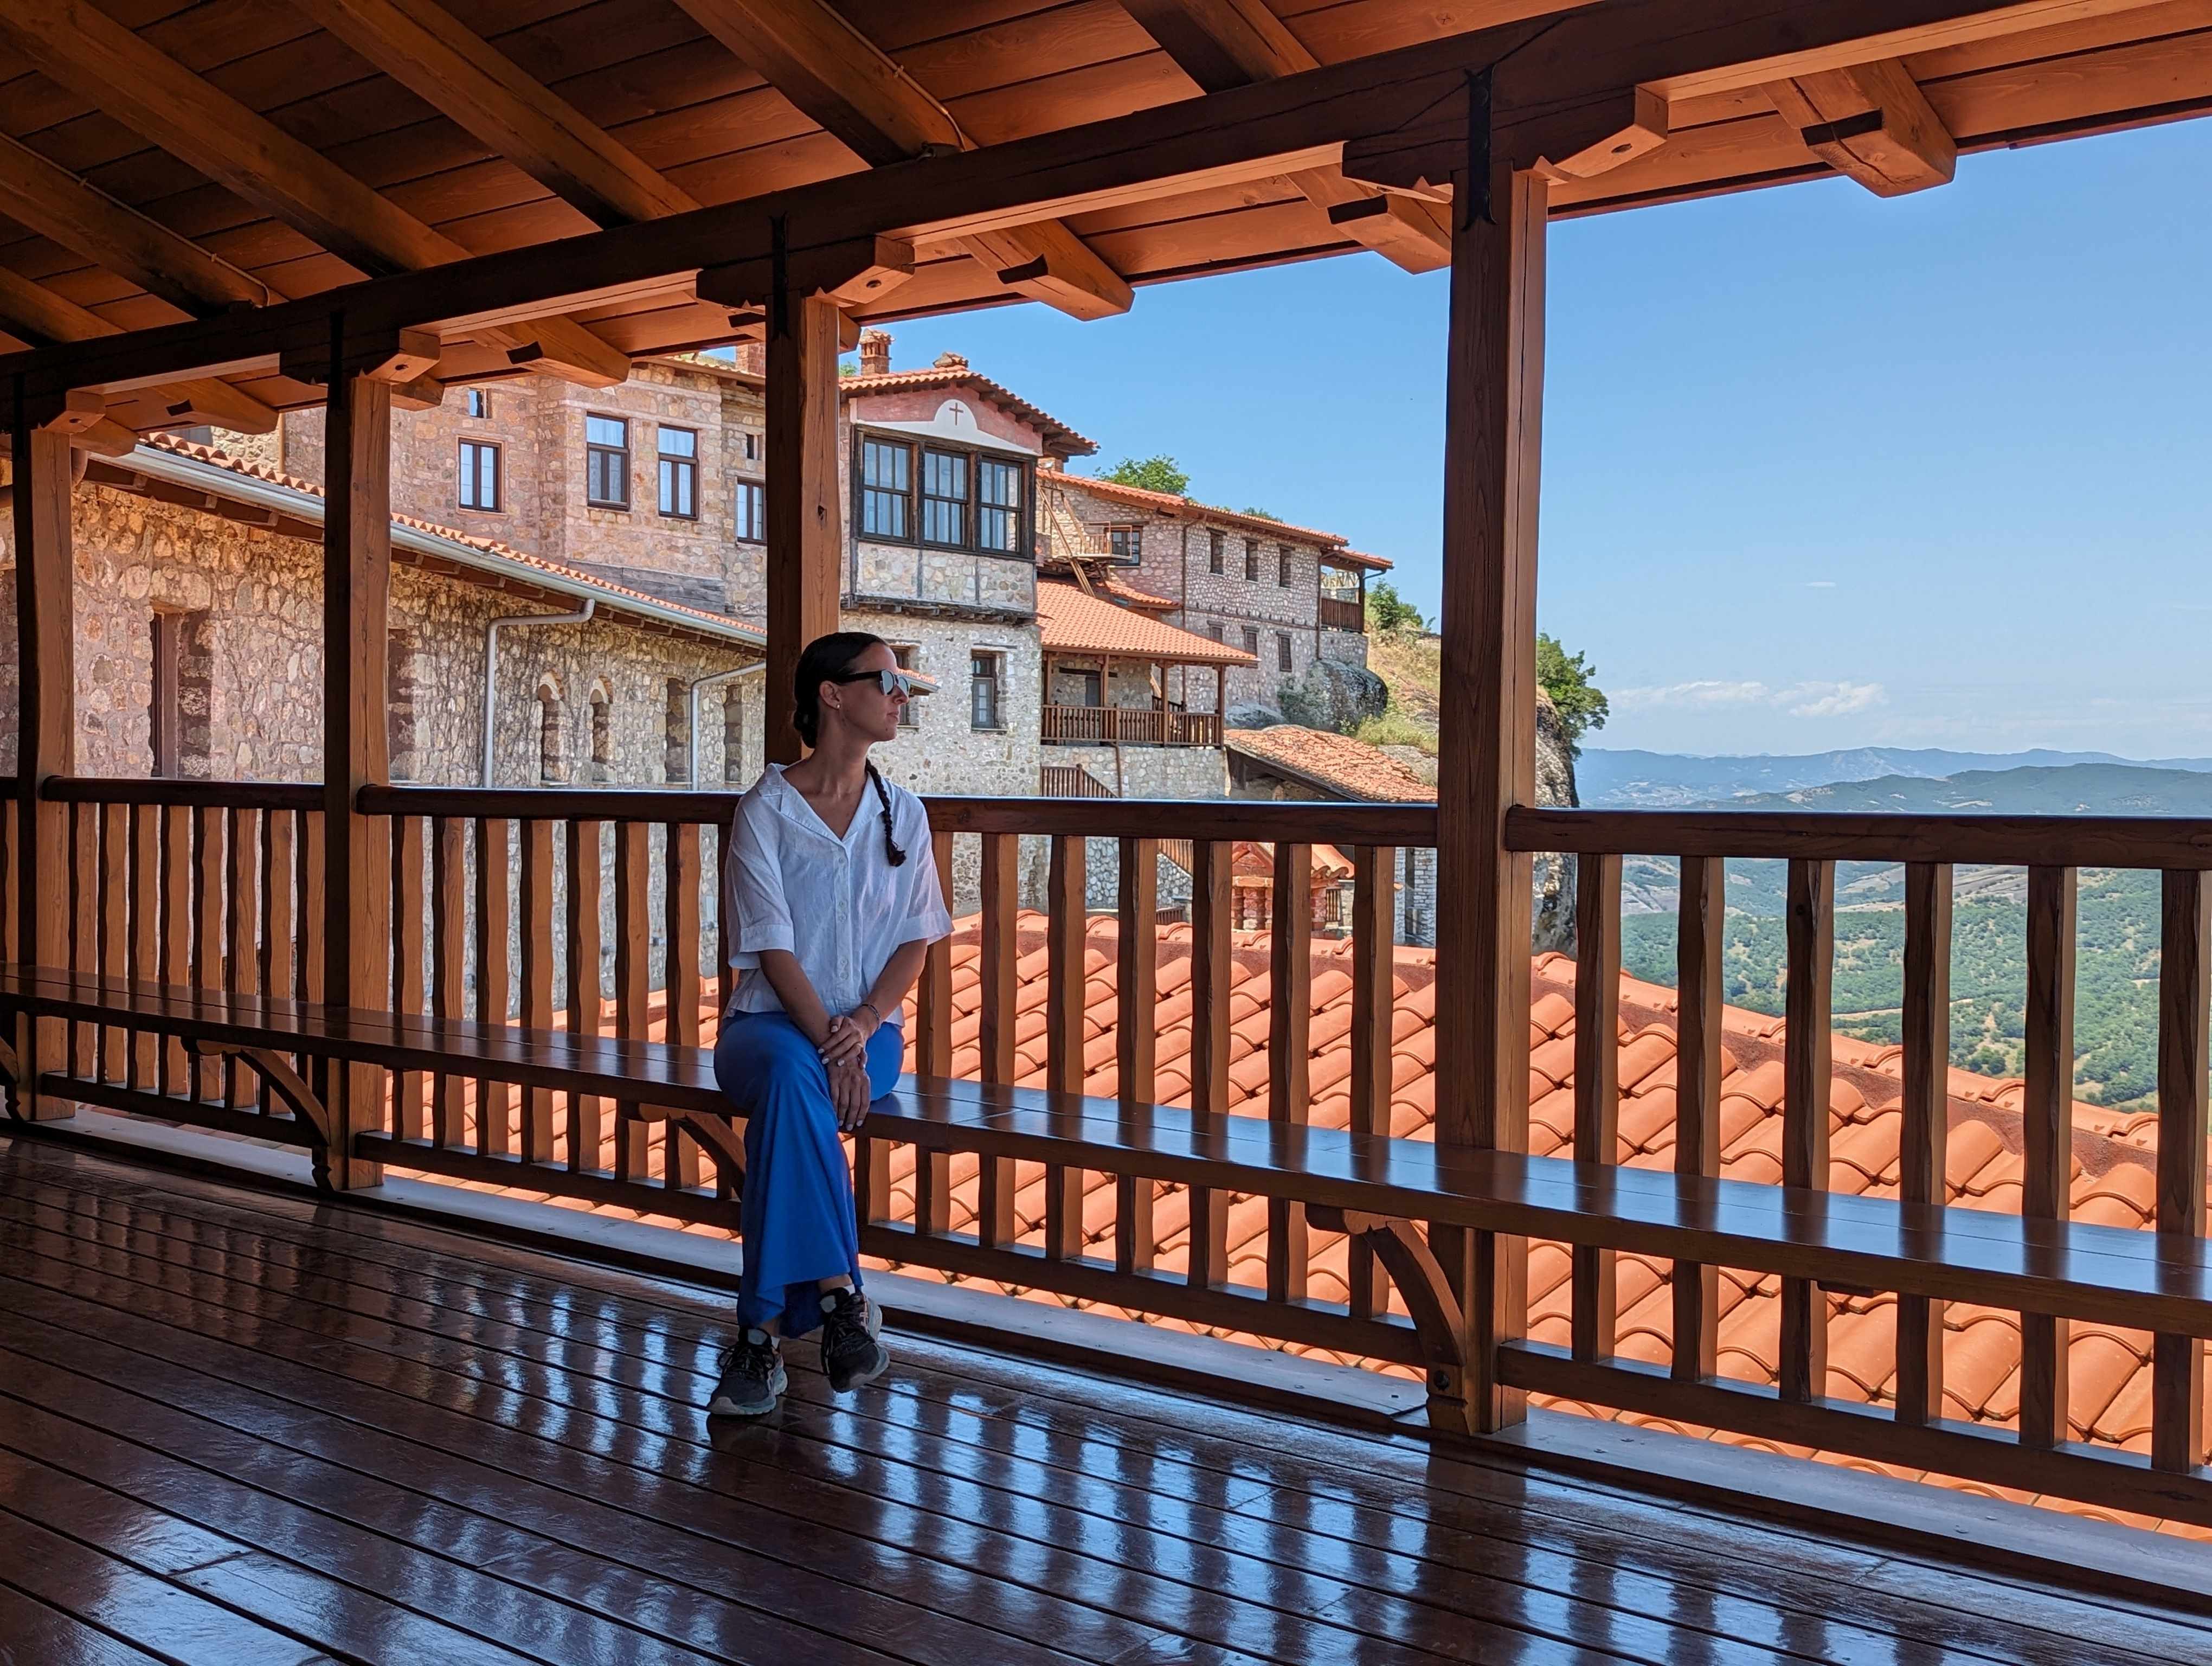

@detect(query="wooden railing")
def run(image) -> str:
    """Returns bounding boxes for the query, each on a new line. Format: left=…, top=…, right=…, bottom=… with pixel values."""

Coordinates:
left=1041, top=704, right=1221, bottom=747
left=16, top=776, right=2212, bottom=1523
left=1319, top=595, right=1365, bottom=632
left=1503, top=805, right=2212, bottom=1513
left=1039, top=764, right=1115, bottom=799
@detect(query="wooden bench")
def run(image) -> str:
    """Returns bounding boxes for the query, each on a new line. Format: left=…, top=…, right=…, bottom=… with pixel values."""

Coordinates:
left=8, top=962, right=2212, bottom=1449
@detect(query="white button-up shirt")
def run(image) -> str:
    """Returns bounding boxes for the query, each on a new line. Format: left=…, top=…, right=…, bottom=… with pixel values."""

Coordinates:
left=722, top=764, right=952, bottom=1025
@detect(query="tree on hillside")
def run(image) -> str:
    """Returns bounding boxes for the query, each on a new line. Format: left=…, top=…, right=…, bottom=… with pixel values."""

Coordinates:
left=1099, top=454, right=1191, bottom=496
left=1365, top=580, right=1426, bottom=634
left=1537, top=632, right=1609, bottom=755
left=1242, top=506, right=1281, bottom=521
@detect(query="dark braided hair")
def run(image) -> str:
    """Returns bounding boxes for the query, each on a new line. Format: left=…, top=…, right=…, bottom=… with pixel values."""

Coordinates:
left=792, top=631, right=906, bottom=867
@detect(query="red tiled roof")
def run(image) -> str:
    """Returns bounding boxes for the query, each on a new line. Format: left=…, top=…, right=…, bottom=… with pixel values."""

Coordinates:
left=1047, top=472, right=1348, bottom=547
left=1037, top=580, right=1255, bottom=667
left=843, top=367, right=1096, bottom=456
left=133, top=435, right=766, bottom=647
left=1226, top=727, right=1435, bottom=803
left=1329, top=548, right=1393, bottom=573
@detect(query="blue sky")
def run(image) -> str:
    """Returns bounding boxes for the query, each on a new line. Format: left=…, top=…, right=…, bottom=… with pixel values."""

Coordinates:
left=874, top=117, right=2212, bottom=759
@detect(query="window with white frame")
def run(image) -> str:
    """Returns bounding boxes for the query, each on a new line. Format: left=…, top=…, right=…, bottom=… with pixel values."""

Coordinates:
left=970, top=651, right=1004, bottom=731
left=734, top=479, right=765, bottom=543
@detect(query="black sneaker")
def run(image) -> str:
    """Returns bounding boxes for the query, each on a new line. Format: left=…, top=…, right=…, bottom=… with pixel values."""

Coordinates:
left=818, top=1287, right=889, bottom=1393
left=708, top=1329, right=786, bottom=1416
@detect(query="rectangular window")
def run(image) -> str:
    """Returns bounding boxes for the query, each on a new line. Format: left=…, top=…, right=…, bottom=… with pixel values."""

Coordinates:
left=734, top=479, right=765, bottom=543
left=1107, top=523, right=1139, bottom=562
left=458, top=439, right=499, bottom=511
left=1208, top=530, right=1224, bottom=574
left=922, top=448, right=969, bottom=546
left=657, top=426, right=697, bottom=518
left=1278, top=544, right=1293, bottom=587
left=860, top=437, right=913, bottom=540
left=976, top=457, right=1022, bottom=553
left=892, top=645, right=921, bottom=728
left=1276, top=632, right=1293, bottom=673
left=465, top=387, right=490, bottom=419
left=1244, top=539, right=1259, bottom=582
left=744, top=431, right=758, bottom=462
left=585, top=414, right=628, bottom=508
left=970, top=651, right=1003, bottom=731
left=1242, top=625, right=1259, bottom=656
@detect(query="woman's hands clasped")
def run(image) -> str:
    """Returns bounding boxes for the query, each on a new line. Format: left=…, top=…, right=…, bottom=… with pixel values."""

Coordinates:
left=820, top=1002, right=883, bottom=1132
left=828, top=1056, right=872, bottom=1130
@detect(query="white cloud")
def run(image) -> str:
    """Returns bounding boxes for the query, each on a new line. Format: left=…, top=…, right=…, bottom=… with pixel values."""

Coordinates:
left=1617, top=678, right=1885, bottom=719
left=1805, top=580, right=1837, bottom=589
left=1785, top=681, right=1885, bottom=718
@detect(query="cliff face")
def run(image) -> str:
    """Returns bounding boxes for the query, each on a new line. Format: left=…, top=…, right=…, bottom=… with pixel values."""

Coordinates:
left=1532, top=686, right=1580, bottom=952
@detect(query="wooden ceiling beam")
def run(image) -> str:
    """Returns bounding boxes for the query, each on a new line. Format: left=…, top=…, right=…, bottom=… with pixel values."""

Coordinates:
left=0, top=0, right=628, bottom=388
left=1121, top=0, right=1450, bottom=274
left=672, top=0, right=1131, bottom=319
left=0, top=265, right=277, bottom=434
left=294, top=0, right=699, bottom=228
left=1763, top=60, right=1958, bottom=195
left=0, top=133, right=271, bottom=315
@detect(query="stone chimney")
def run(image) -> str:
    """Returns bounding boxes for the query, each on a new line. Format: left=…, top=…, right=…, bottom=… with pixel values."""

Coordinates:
left=729, top=342, right=764, bottom=376
left=857, top=329, right=892, bottom=376
left=932, top=350, right=969, bottom=371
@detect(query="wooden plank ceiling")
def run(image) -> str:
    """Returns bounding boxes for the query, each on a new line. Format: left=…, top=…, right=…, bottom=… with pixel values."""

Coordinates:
left=0, top=0, right=2208, bottom=430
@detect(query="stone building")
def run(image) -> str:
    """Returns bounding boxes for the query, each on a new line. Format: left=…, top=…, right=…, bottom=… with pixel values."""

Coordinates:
left=1038, top=467, right=1388, bottom=723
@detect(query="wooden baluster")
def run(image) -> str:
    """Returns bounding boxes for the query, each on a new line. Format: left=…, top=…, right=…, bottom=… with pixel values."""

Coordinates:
left=1673, top=854, right=1723, bottom=1381
left=1894, top=860, right=1952, bottom=1425
left=299, top=812, right=325, bottom=1002
left=225, top=806, right=259, bottom=1108
left=390, top=813, right=427, bottom=1140
left=0, top=796, right=14, bottom=965
left=665, top=821, right=703, bottom=1190
left=99, top=803, right=127, bottom=1081
left=2020, top=864, right=2075, bottom=1449
left=191, top=805, right=226, bottom=1101
left=260, top=810, right=294, bottom=1116
left=975, top=830, right=1018, bottom=1248
left=1780, top=857, right=1836, bottom=1404
left=518, top=819, right=555, bottom=1164
left=70, top=802, right=96, bottom=1077
left=1043, top=834, right=1086, bottom=1260
left=1186, top=837, right=1232, bottom=1290
left=160, top=805, right=191, bottom=1092
left=474, top=817, right=511, bottom=1157
left=429, top=818, right=467, bottom=1145
left=1570, top=853, right=1622, bottom=1363
left=1347, top=844, right=1395, bottom=1319
left=613, top=822, right=651, bottom=1183
left=1266, top=841, right=1313, bottom=1303
left=1115, top=836, right=1159, bottom=1277
left=2155, top=869, right=2210, bottom=1473
left=911, top=830, right=956, bottom=1236
left=567, top=819, right=605, bottom=1175
left=129, top=805, right=157, bottom=1087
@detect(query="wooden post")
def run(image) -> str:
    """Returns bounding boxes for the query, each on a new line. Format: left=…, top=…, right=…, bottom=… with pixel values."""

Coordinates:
left=1432, top=99, right=1547, bottom=1432
left=763, top=286, right=845, bottom=765
left=2020, top=864, right=2075, bottom=1449
left=320, top=329, right=391, bottom=1188
left=2155, top=869, right=2210, bottom=1473
left=10, top=402, right=74, bottom=1119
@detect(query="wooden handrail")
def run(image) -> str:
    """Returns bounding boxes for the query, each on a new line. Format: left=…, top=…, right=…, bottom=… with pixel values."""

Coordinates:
left=42, top=776, right=320, bottom=811
left=1508, top=806, right=2212, bottom=868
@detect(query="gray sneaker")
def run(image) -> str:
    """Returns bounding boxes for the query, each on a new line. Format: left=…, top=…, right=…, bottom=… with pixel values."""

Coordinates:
left=709, top=1329, right=786, bottom=1416
left=818, top=1287, right=889, bottom=1393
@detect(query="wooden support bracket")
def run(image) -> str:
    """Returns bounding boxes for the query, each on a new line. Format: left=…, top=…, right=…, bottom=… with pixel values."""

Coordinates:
left=280, top=326, right=444, bottom=386
left=697, top=234, right=916, bottom=315
left=673, top=1108, right=748, bottom=1197
left=185, top=1037, right=338, bottom=1186
left=1309, top=1203, right=1471, bottom=1433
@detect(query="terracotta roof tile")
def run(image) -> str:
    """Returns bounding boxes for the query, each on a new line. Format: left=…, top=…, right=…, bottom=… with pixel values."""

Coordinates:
left=1224, top=727, right=1435, bottom=804
left=844, top=366, right=1096, bottom=454
left=1046, top=471, right=1348, bottom=546
left=1036, top=581, right=1255, bottom=667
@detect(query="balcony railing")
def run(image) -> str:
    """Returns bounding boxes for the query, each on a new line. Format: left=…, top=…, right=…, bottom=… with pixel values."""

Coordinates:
left=1319, top=595, right=1365, bottom=632
left=10, top=773, right=2212, bottom=1529
left=1041, top=704, right=1221, bottom=746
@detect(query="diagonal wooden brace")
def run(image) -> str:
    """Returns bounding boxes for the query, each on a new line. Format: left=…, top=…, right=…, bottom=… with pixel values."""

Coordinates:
left=187, top=1038, right=339, bottom=1189
left=1310, top=1203, right=1472, bottom=1433
left=671, top=1109, right=747, bottom=1203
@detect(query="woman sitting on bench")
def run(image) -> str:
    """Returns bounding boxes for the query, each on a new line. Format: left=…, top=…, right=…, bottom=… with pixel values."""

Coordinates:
left=709, top=631, right=950, bottom=1418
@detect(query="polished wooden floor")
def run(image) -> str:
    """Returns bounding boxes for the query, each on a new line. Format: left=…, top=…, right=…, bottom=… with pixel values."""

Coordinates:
left=2, top=1142, right=2209, bottom=1666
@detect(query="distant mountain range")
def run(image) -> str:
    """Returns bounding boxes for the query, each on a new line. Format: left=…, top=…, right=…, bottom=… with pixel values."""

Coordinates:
left=1577, top=747, right=2212, bottom=808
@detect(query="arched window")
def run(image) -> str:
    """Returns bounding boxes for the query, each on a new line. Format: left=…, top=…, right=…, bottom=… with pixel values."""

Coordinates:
left=537, top=678, right=566, bottom=784
left=723, top=683, right=750, bottom=784
left=589, top=680, right=613, bottom=780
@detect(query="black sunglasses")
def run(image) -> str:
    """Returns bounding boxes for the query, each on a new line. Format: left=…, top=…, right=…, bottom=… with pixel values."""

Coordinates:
left=827, top=667, right=918, bottom=698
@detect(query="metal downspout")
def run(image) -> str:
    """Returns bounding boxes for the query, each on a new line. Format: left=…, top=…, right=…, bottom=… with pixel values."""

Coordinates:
left=481, top=600, right=595, bottom=786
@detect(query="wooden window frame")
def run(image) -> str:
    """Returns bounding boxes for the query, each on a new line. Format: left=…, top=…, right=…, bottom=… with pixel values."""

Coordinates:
left=854, top=430, right=1033, bottom=558
left=465, top=387, right=491, bottom=420
left=1276, top=631, right=1293, bottom=674
left=921, top=447, right=972, bottom=548
left=1244, top=538, right=1259, bottom=582
left=458, top=438, right=500, bottom=511
left=657, top=426, right=699, bottom=520
left=1242, top=624, right=1259, bottom=656
left=858, top=435, right=916, bottom=542
left=734, top=478, right=766, bottom=544
left=585, top=413, right=629, bottom=510
left=1107, top=523, right=1140, bottom=563
left=976, top=456, right=1023, bottom=555
left=1208, top=529, right=1225, bottom=574
left=1277, top=544, right=1294, bottom=587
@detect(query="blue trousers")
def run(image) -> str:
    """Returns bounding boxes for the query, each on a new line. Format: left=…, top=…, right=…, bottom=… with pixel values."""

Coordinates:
left=714, top=1010, right=902, bottom=1336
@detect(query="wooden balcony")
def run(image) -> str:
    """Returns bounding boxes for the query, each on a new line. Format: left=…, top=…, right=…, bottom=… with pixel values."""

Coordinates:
left=1319, top=594, right=1366, bottom=632
left=1042, top=704, right=1221, bottom=746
